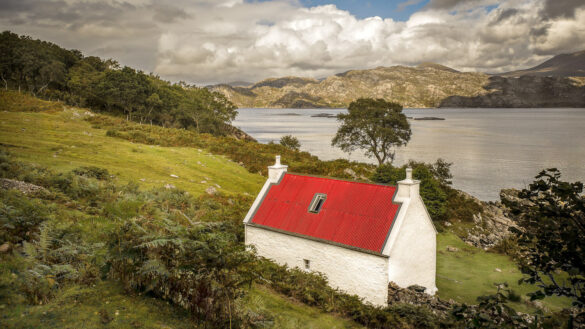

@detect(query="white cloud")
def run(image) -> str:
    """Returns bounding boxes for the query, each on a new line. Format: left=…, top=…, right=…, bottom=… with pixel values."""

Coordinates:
left=1, top=0, right=584, bottom=84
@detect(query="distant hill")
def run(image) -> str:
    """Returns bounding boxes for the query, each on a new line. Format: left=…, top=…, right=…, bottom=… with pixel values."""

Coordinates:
left=500, top=50, right=585, bottom=77
left=210, top=64, right=489, bottom=108
left=210, top=52, right=585, bottom=108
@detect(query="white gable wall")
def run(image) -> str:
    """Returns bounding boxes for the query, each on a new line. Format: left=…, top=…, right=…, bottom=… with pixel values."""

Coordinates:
left=245, top=225, right=390, bottom=306
left=386, top=195, right=437, bottom=294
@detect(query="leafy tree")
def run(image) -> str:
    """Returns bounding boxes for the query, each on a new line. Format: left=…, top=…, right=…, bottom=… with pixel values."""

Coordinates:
left=280, top=135, right=301, bottom=150
left=504, top=169, right=585, bottom=308
left=371, top=161, right=448, bottom=221
left=332, top=98, right=411, bottom=165
left=0, top=30, right=239, bottom=136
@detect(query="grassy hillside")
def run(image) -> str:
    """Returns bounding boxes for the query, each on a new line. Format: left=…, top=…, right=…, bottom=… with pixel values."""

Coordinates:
left=0, top=91, right=572, bottom=327
left=0, top=92, right=363, bottom=328
left=0, top=94, right=264, bottom=196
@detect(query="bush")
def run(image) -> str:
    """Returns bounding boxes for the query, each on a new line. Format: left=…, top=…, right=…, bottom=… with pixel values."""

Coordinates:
left=279, top=135, right=301, bottom=151
left=0, top=190, right=51, bottom=244
left=371, top=161, right=448, bottom=221
left=108, top=218, right=256, bottom=327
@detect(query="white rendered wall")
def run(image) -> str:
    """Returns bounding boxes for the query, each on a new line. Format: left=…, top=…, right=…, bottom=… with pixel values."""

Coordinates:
left=387, top=196, right=437, bottom=294
left=246, top=225, right=390, bottom=306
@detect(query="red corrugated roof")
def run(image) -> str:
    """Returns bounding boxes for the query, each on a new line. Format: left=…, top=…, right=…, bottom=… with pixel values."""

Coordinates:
left=250, top=173, right=400, bottom=253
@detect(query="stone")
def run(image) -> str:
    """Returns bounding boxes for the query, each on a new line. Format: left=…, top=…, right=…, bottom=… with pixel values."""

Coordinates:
left=139, top=178, right=146, bottom=182
left=164, top=184, right=175, bottom=189
left=0, top=179, right=46, bottom=195
left=170, top=174, right=179, bottom=178
left=200, top=180, right=207, bottom=184
left=495, top=268, right=502, bottom=272
left=444, top=221, right=452, bottom=227
left=0, top=243, right=10, bottom=253
left=215, top=184, right=221, bottom=189
left=446, top=246, right=459, bottom=252
left=205, top=186, right=218, bottom=195
left=388, top=282, right=453, bottom=317
left=343, top=168, right=357, bottom=178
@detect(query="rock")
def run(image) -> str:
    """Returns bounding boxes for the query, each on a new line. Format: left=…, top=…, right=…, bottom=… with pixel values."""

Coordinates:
left=0, top=243, right=10, bottom=253
left=139, top=178, right=146, bottom=182
left=388, top=282, right=454, bottom=318
left=444, top=221, right=452, bottom=227
left=446, top=246, right=459, bottom=252
left=495, top=268, right=502, bottom=272
left=215, top=184, right=221, bottom=189
left=0, top=178, right=46, bottom=195
left=200, top=180, right=207, bottom=184
left=343, top=168, right=357, bottom=178
left=205, top=186, right=218, bottom=195
left=408, top=285, right=427, bottom=293
left=170, top=174, right=179, bottom=178
left=164, top=184, right=175, bottom=189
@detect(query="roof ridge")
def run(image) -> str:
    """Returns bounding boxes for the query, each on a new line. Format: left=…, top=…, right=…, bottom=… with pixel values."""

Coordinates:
left=286, top=172, right=397, bottom=188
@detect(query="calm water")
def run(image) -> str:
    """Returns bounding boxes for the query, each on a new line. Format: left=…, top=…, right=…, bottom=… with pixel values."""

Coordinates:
left=233, top=108, right=585, bottom=201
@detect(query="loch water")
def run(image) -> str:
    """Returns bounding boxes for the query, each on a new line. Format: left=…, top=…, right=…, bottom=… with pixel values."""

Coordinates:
left=233, top=107, right=585, bottom=201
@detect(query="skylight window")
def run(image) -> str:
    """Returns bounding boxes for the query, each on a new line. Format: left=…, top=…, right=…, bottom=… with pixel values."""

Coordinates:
left=308, top=193, right=327, bottom=213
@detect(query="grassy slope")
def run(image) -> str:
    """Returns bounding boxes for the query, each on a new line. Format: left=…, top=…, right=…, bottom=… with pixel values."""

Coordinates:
left=436, top=233, right=571, bottom=313
left=0, top=92, right=361, bottom=328
left=0, top=91, right=570, bottom=326
left=0, top=110, right=264, bottom=196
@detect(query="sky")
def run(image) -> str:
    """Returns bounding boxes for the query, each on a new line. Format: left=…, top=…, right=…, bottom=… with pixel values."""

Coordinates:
left=1, top=0, right=584, bottom=85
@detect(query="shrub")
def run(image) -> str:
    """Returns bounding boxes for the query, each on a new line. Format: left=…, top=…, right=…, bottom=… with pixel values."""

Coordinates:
left=0, top=190, right=51, bottom=244
left=279, top=135, right=301, bottom=151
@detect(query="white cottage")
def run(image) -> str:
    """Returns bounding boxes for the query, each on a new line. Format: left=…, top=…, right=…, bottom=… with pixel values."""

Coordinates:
left=243, top=156, right=437, bottom=306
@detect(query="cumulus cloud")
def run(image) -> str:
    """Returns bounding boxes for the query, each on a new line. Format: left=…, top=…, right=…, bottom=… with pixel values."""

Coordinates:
left=1, top=0, right=584, bottom=84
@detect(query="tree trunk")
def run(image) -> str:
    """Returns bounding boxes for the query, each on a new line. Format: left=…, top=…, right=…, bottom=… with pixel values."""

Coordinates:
left=1, top=73, right=7, bottom=90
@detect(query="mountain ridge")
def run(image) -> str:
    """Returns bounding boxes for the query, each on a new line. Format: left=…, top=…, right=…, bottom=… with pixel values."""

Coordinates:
left=210, top=50, right=585, bottom=108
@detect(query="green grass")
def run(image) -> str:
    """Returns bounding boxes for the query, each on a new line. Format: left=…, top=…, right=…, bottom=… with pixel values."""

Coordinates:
left=436, top=232, right=571, bottom=313
left=247, top=285, right=363, bottom=329
left=0, top=110, right=264, bottom=196
left=1, top=280, right=198, bottom=329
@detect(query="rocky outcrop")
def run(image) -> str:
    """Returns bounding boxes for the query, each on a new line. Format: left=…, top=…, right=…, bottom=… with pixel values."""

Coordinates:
left=387, top=282, right=455, bottom=317
left=221, top=123, right=257, bottom=142
left=439, top=76, right=585, bottom=108
left=452, top=190, right=517, bottom=250
left=0, top=178, right=46, bottom=195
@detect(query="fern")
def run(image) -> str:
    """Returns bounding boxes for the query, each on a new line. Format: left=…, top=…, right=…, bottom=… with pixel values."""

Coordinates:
left=37, top=222, right=53, bottom=261
left=22, top=241, right=38, bottom=261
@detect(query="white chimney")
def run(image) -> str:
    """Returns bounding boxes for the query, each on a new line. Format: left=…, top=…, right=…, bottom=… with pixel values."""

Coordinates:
left=397, top=167, right=420, bottom=199
left=268, top=155, right=288, bottom=182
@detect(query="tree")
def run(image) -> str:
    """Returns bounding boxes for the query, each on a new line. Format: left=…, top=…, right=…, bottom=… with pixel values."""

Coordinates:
left=332, top=98, right=411, bottom=165
left=504, top=169, right=585, bottom=308
left=280, top=135, right=301, bottom=150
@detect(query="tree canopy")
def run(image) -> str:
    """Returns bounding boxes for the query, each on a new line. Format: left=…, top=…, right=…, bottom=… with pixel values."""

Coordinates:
left=279, top=135, right=301, bottom=151
left=0, top=31, right=237, bottom=135
left=332, top=98, right=411, bottom=165
left=504, top=169, right=585, bottom=308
